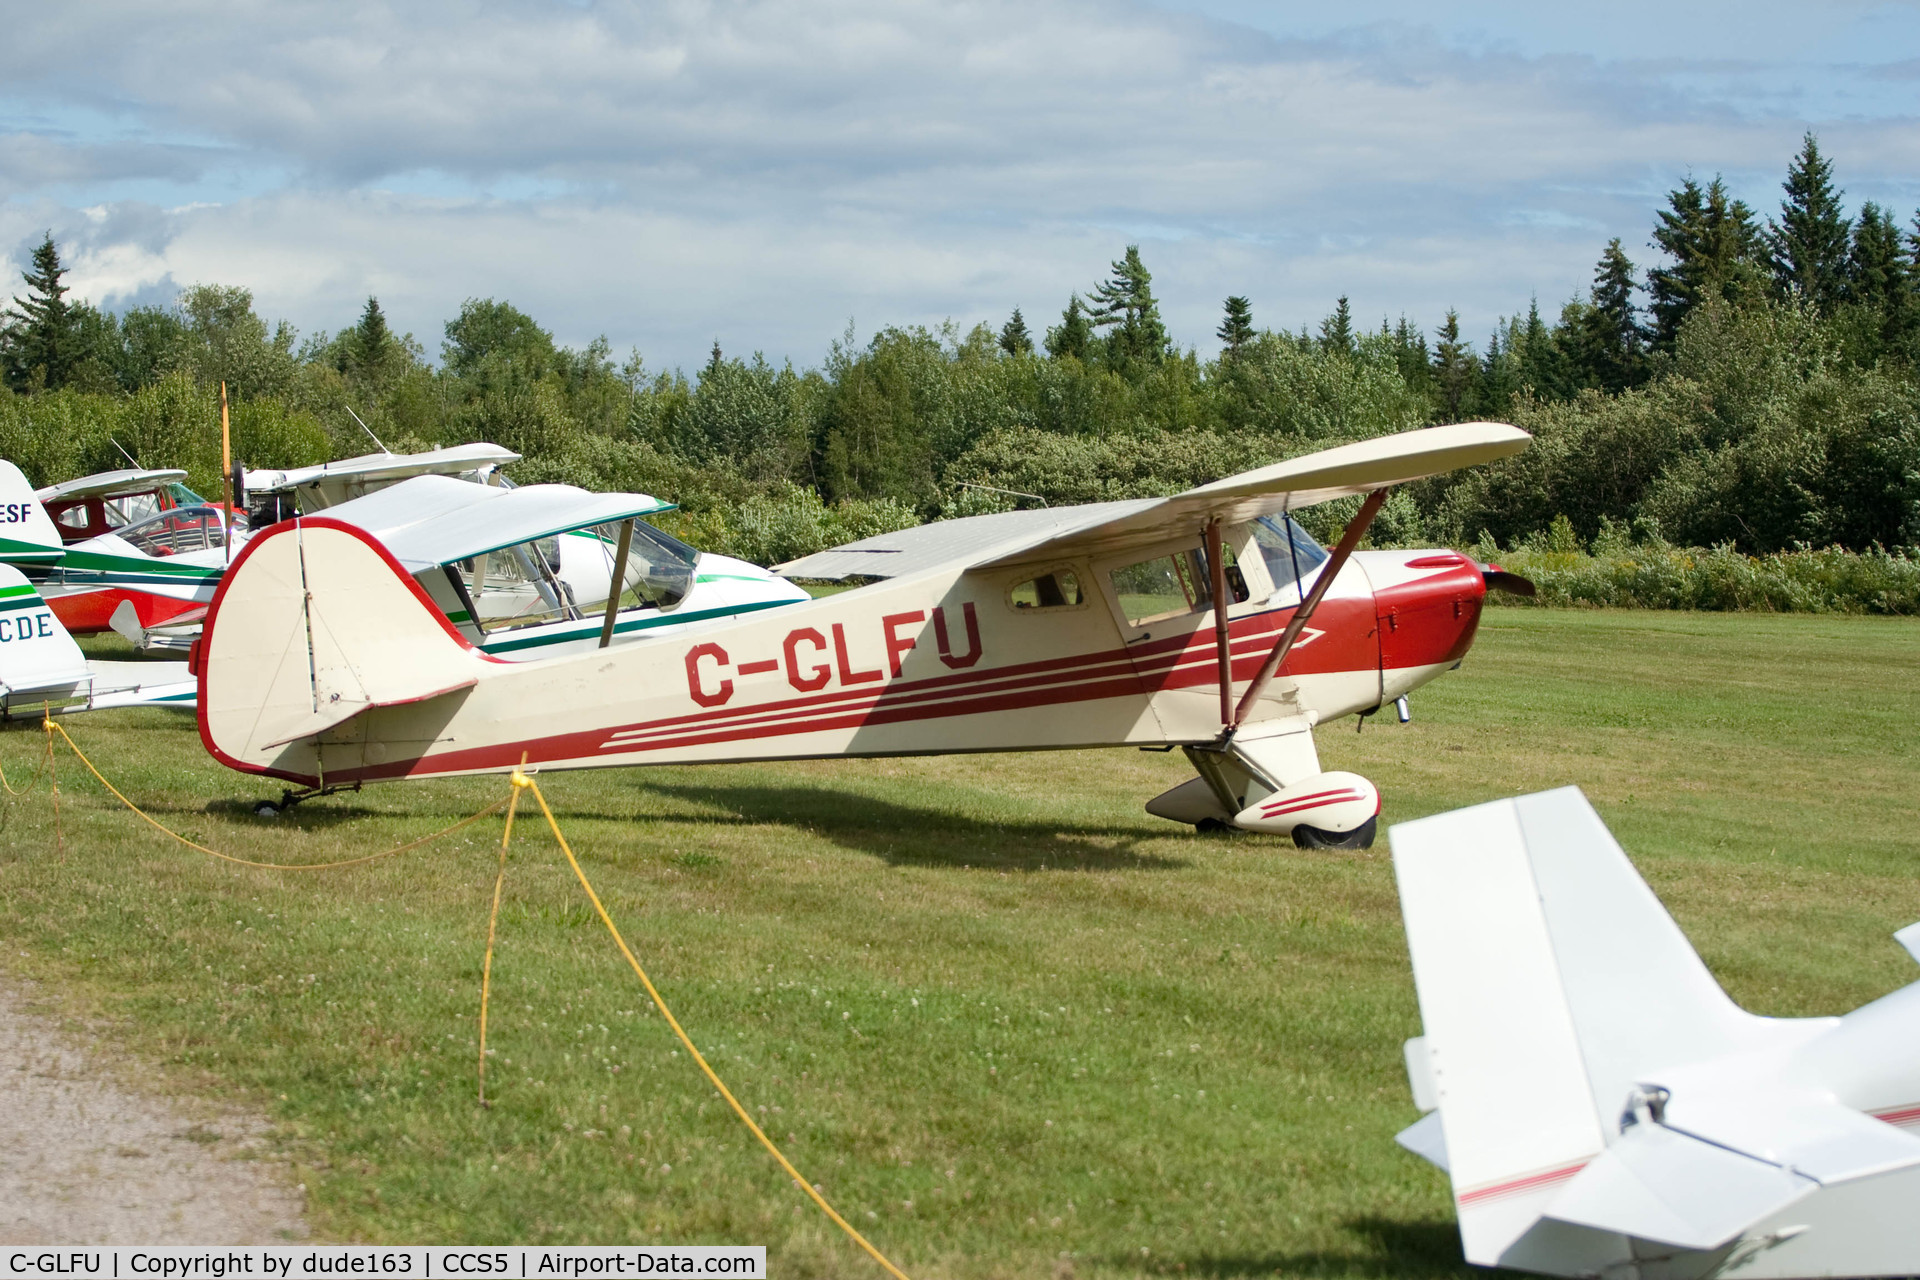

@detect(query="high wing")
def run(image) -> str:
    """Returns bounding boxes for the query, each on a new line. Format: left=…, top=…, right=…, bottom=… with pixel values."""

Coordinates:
left=776, top=422, right=1527, bottom=580
left=243, top=441, right=522, bottom=498
left=33, top=467, right=190, bottom=503
left=314, top=475, right=674, bottom=571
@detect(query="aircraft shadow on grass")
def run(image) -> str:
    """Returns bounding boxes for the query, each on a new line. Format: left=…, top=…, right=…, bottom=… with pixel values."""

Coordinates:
left=1145, top=1216, right=1465, bottom=1279
left=632, top=781, right=1191, bottom=873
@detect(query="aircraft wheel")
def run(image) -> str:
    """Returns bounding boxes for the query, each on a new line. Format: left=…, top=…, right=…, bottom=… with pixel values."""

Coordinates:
left=253, top=801, right=282, bottom=819
left=1193, top=818, right=1237, bottom=835
left=1292, top=815, right=1376, bottom=850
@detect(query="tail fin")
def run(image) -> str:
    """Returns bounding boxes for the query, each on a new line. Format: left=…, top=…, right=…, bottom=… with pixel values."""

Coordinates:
left=1389, top=787, right=1789, bottom=1264
left=199, top=518, right=485, bottom=773
left=0, top=564, right=92, bottom=705
left=0, top=462, right=67, bottom=566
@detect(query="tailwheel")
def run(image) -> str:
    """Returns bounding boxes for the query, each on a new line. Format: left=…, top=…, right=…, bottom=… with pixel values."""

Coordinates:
left=1292, top=815, right=1377, bottom=850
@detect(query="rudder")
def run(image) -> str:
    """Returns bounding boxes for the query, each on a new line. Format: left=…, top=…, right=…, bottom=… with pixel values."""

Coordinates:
left=0, top=462, right=67, bottom=565
left=199, top=518, right=486, bottom=772
left=1390, top=787, right=1789, bottom=1265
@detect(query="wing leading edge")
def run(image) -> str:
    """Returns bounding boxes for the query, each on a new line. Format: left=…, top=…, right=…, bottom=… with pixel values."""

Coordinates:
left=775, top=422, right=1528, bottom=581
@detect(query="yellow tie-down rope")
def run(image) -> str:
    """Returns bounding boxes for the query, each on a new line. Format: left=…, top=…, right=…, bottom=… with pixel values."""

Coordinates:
left=29, top=717, right=913, bottom=1280
left=498, top=766, right=913, bottom=1280
left=43, top=717, right=508, bottom=870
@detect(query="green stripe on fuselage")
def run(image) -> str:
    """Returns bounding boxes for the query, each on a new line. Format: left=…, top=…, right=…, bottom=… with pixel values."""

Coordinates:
left=478, top=597, right=796, bottom=655
left=55, top=548, right=223, bottom=583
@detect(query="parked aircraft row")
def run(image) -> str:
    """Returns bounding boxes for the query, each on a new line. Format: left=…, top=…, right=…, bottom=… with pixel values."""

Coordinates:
left=0, top=424, right=1540, bottom=847
left=0, top=444, right=807, bottom=715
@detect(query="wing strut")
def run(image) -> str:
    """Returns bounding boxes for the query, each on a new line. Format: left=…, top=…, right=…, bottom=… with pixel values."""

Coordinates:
left=1205, top=517, right=1232, bottom=726
left=1230, top=488, right=1387, bottom=729
left=599, top=519, right=635, bottom=649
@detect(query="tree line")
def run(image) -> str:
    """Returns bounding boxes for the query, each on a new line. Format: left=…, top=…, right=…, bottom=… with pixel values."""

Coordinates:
left=1, top=133, right=1916, bottom=564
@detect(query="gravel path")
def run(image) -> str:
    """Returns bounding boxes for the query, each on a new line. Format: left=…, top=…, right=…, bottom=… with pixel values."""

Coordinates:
left=0, top=973, right=307, bottom=1244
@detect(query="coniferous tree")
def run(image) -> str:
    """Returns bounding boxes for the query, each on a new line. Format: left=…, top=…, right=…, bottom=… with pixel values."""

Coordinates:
left=351, top=296, right=393, bottom=374
left=1318, top=296, right=1354, bottom=355
left=1573, top=238, right=1648, bottom=392
left=1512, top=298, right=1569, bottom=399
left=1429, top=309, right=1478, bottom=423
left=1086, top=246, right=1168, bottom=375
left=1388, top=317, right=1432, bottom=401
left=1845, top=202, right=1915, bottom=355
left=1044, top=294, right=1092, bottom=362
left=998, top=308, right=1033, bottom=357
left=1764, top=133, right=1852, bottom=310
left=2, top=232, right=81, bottom=391
left=1647, top=176, right=1763, bottom=348
left=1216, top=296, right=1254, bottom=359
left=1846, top=203, right=1905, bottom=306
left=1478, top=326, right=1517, bottom=416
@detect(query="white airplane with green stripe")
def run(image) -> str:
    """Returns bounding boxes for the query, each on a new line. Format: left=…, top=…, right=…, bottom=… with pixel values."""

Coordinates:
left=0, top=567, right=195, bottom=714
left=313, top=476, right=811, bottom=662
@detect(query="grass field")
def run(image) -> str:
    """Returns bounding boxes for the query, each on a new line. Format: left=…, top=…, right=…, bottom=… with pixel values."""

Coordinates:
left=1, top=610, right=1916, bottom=1278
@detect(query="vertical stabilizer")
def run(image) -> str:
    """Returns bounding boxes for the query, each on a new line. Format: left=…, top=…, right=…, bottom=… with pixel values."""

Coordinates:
left=0, top=563, right=92, bottom=704
left=0, top=462, right=66, bottom=566
left=1507, top=788, right=1786, bottom=1117
left=1391, top=787, right=1823, bottom=1270
left=1391, top=791, right=1607, bottom=1263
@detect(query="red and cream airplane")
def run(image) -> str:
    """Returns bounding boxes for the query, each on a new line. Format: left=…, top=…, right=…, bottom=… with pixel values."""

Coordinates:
left=195, top=423, right=1532, bottom=845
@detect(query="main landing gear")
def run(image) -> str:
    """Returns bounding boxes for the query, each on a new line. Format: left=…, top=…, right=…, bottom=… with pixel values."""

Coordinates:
left=1143, top=722, right=1382, bottom=849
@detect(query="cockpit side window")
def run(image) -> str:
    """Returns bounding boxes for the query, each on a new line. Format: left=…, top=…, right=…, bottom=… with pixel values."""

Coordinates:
left=1109, top=545, right=1247, bottom=628
left=1008, top=568, right=1083, bottom=610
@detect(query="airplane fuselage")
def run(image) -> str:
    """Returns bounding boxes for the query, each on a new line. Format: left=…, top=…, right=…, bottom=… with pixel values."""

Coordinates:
left=198, top=516, right=1490, bottom=789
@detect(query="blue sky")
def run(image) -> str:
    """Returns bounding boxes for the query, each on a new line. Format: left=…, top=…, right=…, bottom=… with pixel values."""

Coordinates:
left=2, top=1, right=1916, bottom=371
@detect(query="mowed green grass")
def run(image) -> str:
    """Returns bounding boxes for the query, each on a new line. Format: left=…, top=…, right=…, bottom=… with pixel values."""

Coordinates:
left=0, top=610, right=1915, bottom=1278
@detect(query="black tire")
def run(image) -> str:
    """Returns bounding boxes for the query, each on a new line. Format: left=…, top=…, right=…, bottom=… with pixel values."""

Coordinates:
left=1194, top=818, right=1235, bottom=835
left=253, top=801, right=281, bottom=819
left=1292, top=815, right=1377, bottom=850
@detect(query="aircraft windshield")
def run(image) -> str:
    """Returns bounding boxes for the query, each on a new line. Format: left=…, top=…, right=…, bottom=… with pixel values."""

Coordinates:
left=1251, top=515, right=1328, bottom=591
left=609, top=521, right=698, bottom=611
left=461, top=520, right=697, bottom=635
left=116, top=505, right=240, bottom=556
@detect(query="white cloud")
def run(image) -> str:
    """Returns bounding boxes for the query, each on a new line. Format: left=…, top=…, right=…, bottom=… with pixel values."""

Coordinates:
left=3, top=0, right=1917, bottom=367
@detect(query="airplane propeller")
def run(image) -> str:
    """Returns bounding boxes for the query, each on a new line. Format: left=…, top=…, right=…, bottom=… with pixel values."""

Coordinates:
left=1479, top=563, right=1536, bottom=597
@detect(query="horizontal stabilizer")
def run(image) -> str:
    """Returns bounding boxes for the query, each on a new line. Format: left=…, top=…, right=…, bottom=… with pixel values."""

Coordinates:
left=1397, top=1111, right=1449, bottom=1172
left=1544, top=1122, right=1814, bottom=1250
left=259, top=676, right=477, bottom=748
left=1657, top=1087, right=1920, bottom=1187
left=1896, top=922, right=1920, bottom=966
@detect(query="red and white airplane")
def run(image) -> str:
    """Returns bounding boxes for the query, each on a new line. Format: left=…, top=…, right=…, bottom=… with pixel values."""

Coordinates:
left=195, top=423, right=1533, bottom=845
